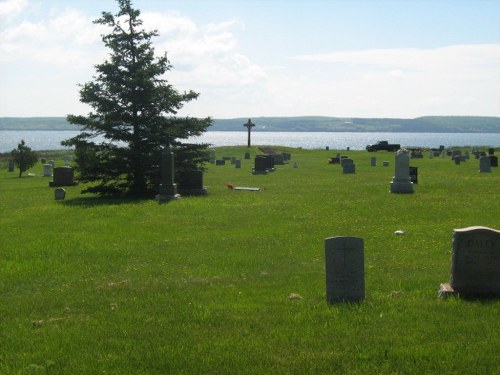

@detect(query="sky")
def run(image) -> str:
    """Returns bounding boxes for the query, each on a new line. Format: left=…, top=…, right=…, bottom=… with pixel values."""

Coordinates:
left=1, top=0, right=500, bottom=119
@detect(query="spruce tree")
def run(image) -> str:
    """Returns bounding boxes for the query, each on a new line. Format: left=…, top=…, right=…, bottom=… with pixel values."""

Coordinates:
left=63, top=0, right=211, bottom=196
left=11, top=140, right=38, bottom=178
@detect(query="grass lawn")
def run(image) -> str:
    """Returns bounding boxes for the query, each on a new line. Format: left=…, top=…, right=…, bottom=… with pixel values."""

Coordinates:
left=1, top=146, right=499, bottom=374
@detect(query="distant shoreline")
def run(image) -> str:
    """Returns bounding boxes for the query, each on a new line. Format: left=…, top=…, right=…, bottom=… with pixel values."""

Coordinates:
left=1, top=115, right=499, bottom=133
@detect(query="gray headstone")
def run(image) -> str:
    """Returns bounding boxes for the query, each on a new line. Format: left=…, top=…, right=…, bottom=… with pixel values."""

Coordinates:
left=490, top=155, right=498, bottom=167
left=215, top=159, right=225, bottom=166
left=54, top=187, right=66, bottom=200
left=210, top=150, right=216, bottom=164
left=8, top=160, right=14, bottom=172
left=43, top=164, right=53, bottom=177
left=156, top=146, right=180, bottom=203
left=479, top=156, right=491, bottom=173
left=342, top=162, right=356, bottom=174
left=370, top=157, right=377, bottom=167
left=449, top=226, right=500, bottom=297
left=234, top=159, right=241, bottom=168
left=244, top=152, right=251, bottom=160
left=325, top=236, right=365, bottom=303
left=383, top=161, right=390, bottom=167
left=390, top=150, right=413, bottom=193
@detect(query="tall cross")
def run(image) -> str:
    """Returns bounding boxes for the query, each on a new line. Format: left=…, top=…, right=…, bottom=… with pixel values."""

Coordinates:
left=243, top=119, right=255, bottom=147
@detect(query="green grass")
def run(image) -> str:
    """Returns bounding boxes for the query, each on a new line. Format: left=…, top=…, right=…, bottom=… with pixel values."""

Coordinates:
left=1, top=146, right=499, bottom=374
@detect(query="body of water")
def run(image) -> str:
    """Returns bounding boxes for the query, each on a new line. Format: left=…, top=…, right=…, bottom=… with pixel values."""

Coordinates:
left=1, top=130, right=499, bottom=153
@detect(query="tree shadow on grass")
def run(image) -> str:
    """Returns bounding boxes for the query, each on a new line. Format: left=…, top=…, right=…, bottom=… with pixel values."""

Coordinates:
left=61, top=195, right=152, bottom=208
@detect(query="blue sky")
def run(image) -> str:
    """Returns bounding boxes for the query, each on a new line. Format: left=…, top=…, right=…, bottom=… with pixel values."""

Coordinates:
left=1, top=0, right=499, bottom=118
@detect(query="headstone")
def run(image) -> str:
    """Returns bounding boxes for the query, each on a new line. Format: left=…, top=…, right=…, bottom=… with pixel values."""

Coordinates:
left=326, top=146, right=329, bottom=151
left=244, top=152, right=251, bottom=160
left=370, top=157, right=377, bottom=167
left=451, top=150, right=460, bottom=160
left=49, top=167, right=78, bottom=187
left=383, top=161, right=389, bottom=167
left=439, top=226, right=500, bottom=298
left=490, top=155, right=498, bottom=167
left=340, top=157, right=352, bottom=167
left=272, top=154, right=285, bottom=165
left=177, top=170, right=207, bottom=196
left=488, top=148, right=494, bottom=155
left=215, top=159, right=225, bottom=166
left=48, top=160, right=55, bottom=168
left=210, top=150, right=216, bottom=164
left=8, top=160, right=14, bottom=172
left=329, top=157, right=340, bottom=164
left=409, top=166, right=418, bottom=184
left=43, top=164, right=52, bottom=177
left=156, top=145, right=180, bottom=203
left=479, top=156, right=491, bottom=173
left=464, top=150, right=470, bottom=160
left=253, top=155, right=268, bottom=174
left=54, top=188, right=66, bottom=200
left=390, top=150, right=413, bottom=193
left=234, top=159, right=241, bottom=168
left=265, top=155, right=275, bottom=172
left=429, top=152, right=433, bottom=159
left=454, top=156, right=461, bottom=165
left=325, top=236, right=365, bottom=303
left=282, top=152, right=291, bottom=161
left=230, top=157, right=237, bottom=165
left=293, top=162, right=298, bottom=168
left=342, top=159, right=355, bottom=174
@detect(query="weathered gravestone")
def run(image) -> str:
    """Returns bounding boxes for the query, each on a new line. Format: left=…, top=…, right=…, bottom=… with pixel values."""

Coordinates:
left=325, top=236, right=365, bottom=303
left=54, top=187, right=66, bottom=200
left=49, top=167, right=78, bottom=187
left=342, top=159, right=355, bottom=174
left=409, top=166, right=418, bottom=184
left=234, top=159, right=241, bottom=168
left=390, top=150, right=413, bottom=193
left=215, top=159, right=225, bottom=166
left=479, top=156, right=491, bottom=173
left=244, top=152, right=251, bottom=160
left=439, top=226, right=500, bottom=298
left=454, top=156, right=461, bottom=165
left=265, top=155, right=275, bottom=172
left=272, top=154, right=285, bottom=165
left=156, top=145, right=180, bottom=203
left=253, top=155, right=268, bottom=174
left=43, top=164, right=53, bottom=177
left=489, top=156, right=498, bottom=167
left=177, top=170, right=208, bottom=196
left=370, top=157, right=377, bottom=167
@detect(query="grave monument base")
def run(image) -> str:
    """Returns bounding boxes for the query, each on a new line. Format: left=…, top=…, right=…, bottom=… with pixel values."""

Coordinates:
left=390, top=179, right=414, bottom=193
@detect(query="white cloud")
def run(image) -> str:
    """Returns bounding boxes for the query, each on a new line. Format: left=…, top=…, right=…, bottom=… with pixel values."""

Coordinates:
left=0, top=0, right=27, bottom=17
left=0, top=8, right=105, bottom=66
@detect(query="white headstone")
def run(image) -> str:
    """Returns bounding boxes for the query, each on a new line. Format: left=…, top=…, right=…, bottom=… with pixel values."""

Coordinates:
left=390, top=150, right=414, bottom=193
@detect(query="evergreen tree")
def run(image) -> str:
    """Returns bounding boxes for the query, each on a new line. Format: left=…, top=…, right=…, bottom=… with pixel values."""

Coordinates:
left=62, top=0, right=212, bottom=196
left=11, top=140, right=38, bottom=178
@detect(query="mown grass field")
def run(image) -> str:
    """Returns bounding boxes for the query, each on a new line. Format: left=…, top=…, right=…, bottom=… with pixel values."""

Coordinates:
left=0, top=146, right=499, bottom=374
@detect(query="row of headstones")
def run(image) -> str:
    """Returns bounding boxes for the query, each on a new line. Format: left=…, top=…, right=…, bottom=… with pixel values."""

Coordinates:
left=253, top=153, right=294, bottom=174
left=331, top=151, right=416, bottom=192
left=6, top=157, right=72, bottom=174
left=325, top=226, right=500, bottom=303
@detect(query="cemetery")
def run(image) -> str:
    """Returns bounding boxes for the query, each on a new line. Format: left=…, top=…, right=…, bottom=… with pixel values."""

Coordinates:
left=0, top=145, right=498, bottom=374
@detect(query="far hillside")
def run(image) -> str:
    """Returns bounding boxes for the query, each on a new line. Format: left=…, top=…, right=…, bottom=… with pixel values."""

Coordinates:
left=1, top=116, right=499, bottom=133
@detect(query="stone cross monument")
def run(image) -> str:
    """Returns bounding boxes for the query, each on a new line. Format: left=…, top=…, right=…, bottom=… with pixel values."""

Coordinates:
left=243, top=119, right=255, bottom=147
